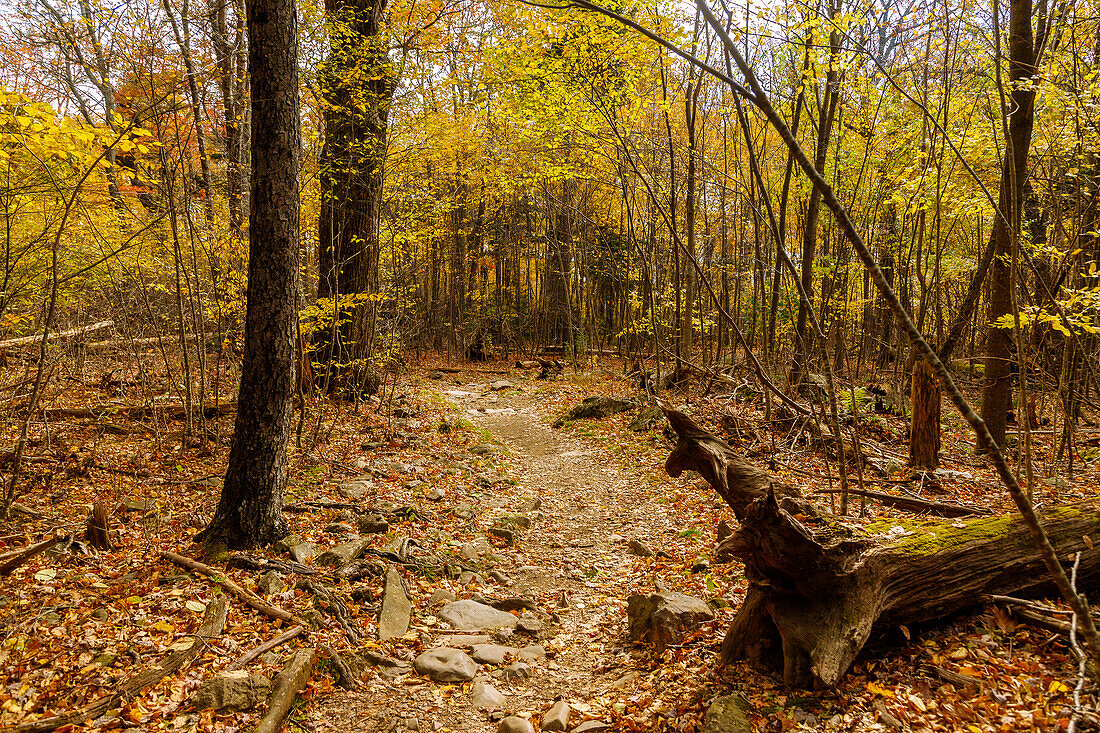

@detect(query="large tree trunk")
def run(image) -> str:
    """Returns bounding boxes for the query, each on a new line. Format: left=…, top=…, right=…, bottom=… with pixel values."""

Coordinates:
left=197, top=0, right=299, bottom=556
left=662, top=405, right=1100, bottom=688
left=312, top=0, right=393, bottom=396
left=979, top=0, right=1036, bottom=452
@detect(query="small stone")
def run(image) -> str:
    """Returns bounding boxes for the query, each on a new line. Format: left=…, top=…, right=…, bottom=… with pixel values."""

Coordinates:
left=275, top=534, right=301, bottom=553
left=257, top=571, right=283, bottom=596
left=458, top=571, right=480, bottom=586
left=95, top=652, right=116, bottom=667
left=691, top=557, right=710, bottom=573
left=288, top=542, right=318, bottom=564
left=459, top=542, right=480, bottom=561
left=571, top=722, right=610, bottom=733
left=427, top=487, right=446, bottom=501
left=429, top=588, right=457, bottom=606
left=489, top=527, right=514, bottom=544
left=516, top=617, right=543, bottom=635
left=318, top=538, right=370, bottom=566
left=412, top=647, right=478, bottom=682
left=439, top=600, right=519, bottom=631
left=92, top=608, right=109, bottom=621
left=501, top=661, right=530, bottom=681
left=337, top=478, right=373, bottom=499
left=627, top=539, right=653, bottom=557
left=517, top=497, right=542, bottom=512
left=472, top=643, right=515, bottom=665
left=470, top=444, right=496, bottom=456
left=379, top=566, right=411, bottom=640
left=490, top=380, right=514, bottom=391
left=357, top=514, right=390, bottom=534
left=497, top=716, right=535, bottom=733
left=120, top=498, right=154, bottom=513
left=436, top=634, right=491, bottom=647
left=499, top=513, right=532, bottom=529
left=190, top=671, right=271, bottom=712
left=627, top=592, right=715, bottom=653
left=703, top=695, right=752, bottom=733
left=325, top=521, right=356, bottom=535
left=516, top=645, right=545, bottom=662
left=470, top=681, right=507, bottom=709
left=542, top=701, right=570, bottom=732
left=429, top=371, right=444, bottom=379
left=455, top=504, right=477, bottom=521
left=487, top=570, right=511, bottom=585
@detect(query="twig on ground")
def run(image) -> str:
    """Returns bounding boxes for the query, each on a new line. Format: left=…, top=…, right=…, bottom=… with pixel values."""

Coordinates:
left=227, top=625, right=306, bottom=671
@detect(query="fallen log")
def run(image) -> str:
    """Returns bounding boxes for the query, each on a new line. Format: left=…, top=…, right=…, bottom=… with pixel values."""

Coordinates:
left=254, top=648, right=316, bottom=733
left=41, top=401, right=236, bottom=420
left=661, top=403, right=1100, bottom=688
left=0, top=320, right=114, bottom=349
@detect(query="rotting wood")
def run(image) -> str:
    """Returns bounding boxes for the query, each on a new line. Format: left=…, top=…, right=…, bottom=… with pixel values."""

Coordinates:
left=84, top=502, right=112, bottom=550
left=11, top=597, right=228, bottom=733
left=812, top=487, right=988, bottom=518
left=253, top=647, right=316, bottom=733
left=227, top=625, right=306, bottom=671
left=0, top=534, right=61, bottom=576
left=0, top=320, right=114, bottom=349
left=40, top=402, right=236, bottom=421
left=83, top=332, right=214, bottom=350
left=161, top=550, right=308, bottom=627
left=661, top=403, right=1100, bottom=688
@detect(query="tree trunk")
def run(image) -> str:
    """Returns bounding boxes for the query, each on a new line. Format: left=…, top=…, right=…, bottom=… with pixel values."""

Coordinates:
left=979, top=0, right=1036, bottom=452
left=312, top=0, right=393, bottom=395
left=909, top=357, right=941, bottom=469
left=197, top=0, right=299, bottom=556
left=661, top=404, right=1100, bottom=688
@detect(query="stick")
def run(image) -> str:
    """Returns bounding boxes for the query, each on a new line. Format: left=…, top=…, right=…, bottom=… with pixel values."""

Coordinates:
left=41, top=402, right=236, bottom=420
left=0, top=534, right=62, bottom=576
left=12, top=597, right=228, bottom=733
left=0, top=320, right=114, bottom=349
left=227, top=625, right=306, bottom=671
left=813, top=487, right=989, bottom=517
left=160, top=550, right=307, bottom=627
left=253, top=648, right=316, bottom=733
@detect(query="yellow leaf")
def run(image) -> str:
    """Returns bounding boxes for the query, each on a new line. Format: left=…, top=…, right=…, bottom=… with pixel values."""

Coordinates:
left=866, top=682, right=894, bottom=698
left=1049, top=680, right=1069, bottom=694
left=152, top=620, right=175, bottom=633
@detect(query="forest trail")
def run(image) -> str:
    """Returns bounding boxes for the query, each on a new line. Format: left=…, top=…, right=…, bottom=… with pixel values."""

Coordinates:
left=314, top=384, right=668, bottom=732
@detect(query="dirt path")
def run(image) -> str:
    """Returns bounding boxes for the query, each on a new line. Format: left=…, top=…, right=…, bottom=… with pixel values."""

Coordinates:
left=312, top=385, right=668, bottom=732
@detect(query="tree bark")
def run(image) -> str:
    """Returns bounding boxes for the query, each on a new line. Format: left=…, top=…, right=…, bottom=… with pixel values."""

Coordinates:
left=312, top=0, right=393, bottom=395
left=197, top=0, right=299, bottom=555
left=909, top=357, right=941, bottom=469
left=662, top=405, right=1100, bottom=688
left=979, top=0, right=1036, bottom=452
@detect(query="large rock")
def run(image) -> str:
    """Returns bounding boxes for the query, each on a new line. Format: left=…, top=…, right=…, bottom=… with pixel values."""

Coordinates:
left=541, top=700, right=570, bottom=732
left=317, top=538, right=370, bottom=566
left=412, top=647, right=478, bottom=682
left=497, top=717, right=535, bottom=733
left=337, top=478, right=373, bottom=499
left=626, top=592, right=715, bottom=652
left=379, top=566, right=411, bottom=640
left=704, top=695, right=752, bottom=733
left=552, top=396, right=636, bottom=428
left=438, top=600, right=518, bottom=631
left=470, top=680, right=506, bottom=709
left=189, top=671, right=270, bottom=712
left=288, top=542, right=318, bottom=564
left=490, top=380, right=515, bottom=391
left=471, top=643, right=515, bottom=665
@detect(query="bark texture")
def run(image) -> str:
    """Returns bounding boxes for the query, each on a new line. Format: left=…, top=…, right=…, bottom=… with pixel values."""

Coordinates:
left=909, top=357, right=941, bottom=469
left=198, top=0, right=299, bottom=554
left=662, top=405, right=1100, bottom=688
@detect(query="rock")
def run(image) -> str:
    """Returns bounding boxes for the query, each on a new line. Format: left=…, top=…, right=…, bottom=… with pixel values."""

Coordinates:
left=436, top=634, right=491, bottom=647
left=288, top=542, right=318, bottom=564
left=412, top=647, right=478, bottom=682
left=628, top=405, right=664, bottom=432
left=516, top=617, right=543, bottom=635
left=455, top=504, right=477, bottom=521
left=317, top=538, right=370, bottom=566
left=430, top=589, right=457, bottom=606
left=471, top=681, right=507, bottom=709
left=703, top=695, right=752, bottom=733
left=429, top=370, right=444, bottom=379
left=489, top=527, right=514, bottom=544
left=325, top=521, right=356, bottom=535
left=571, top=722, right=609, bottom=732
left=501, top=661, right=530, bottom=681
left=471, top=643, right=515, bottom=665
left=552, top=396, right=635, bottom=428
left=470, top=444, right=496, bottom=456
left=516, top=645, right=545, bottom=662
left=498, top=716, right=535, bottom=733
left=517, top=497, right=542, bottom=512
left=275, top=534, right=301, bottom=553
left=120, top=498, right=154, bottom=513
left=427, top=487, right=446, bottom=501
left=691, top=557, right=710, bottom=573
left=337, top=478, right=373, bottom=499
left=490, top=380, right=515, bottom=391
left=627, top=539, right=653, bottom=557
left=190, top=671, right=270, bottom=712
left=627, top=592, right=715, bottom=652
left=357, top=513, right=389, bottom=534
left=458, top=570, right=481, bottom=586
left=257, top=571, right=283, bottom=596
left=439, top=600, right=519, bottom=631
left=379, top=566, right=411, bottom=640
left=498, top=513, right=532, bottom=529
left=487, top=570, right=511, bottom=585
left=459, top=542, right=480, bottom=562
left=542, top=701, right=570, bottom=732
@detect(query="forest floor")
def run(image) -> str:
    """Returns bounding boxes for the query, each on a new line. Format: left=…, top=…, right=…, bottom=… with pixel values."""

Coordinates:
left=1, top=349, right=1099, bottom=732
